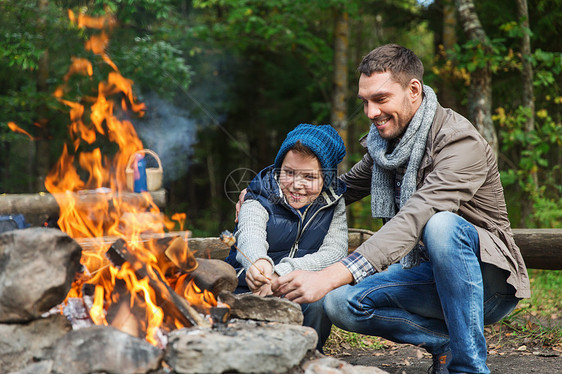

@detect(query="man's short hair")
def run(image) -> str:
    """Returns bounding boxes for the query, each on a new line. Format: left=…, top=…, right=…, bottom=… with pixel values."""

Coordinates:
left=358, top=44, right=424, bottom=87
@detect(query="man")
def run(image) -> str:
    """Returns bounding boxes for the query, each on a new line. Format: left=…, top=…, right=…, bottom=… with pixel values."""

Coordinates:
left=270, top=44, right=530, bottom=374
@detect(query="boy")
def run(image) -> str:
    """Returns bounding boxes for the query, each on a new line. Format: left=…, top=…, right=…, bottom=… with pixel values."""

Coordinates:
left=225, top=123, right=348, bottom=351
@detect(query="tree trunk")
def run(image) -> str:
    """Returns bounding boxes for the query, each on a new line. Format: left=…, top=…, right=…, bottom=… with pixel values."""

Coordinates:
left=439, top=0, right=459, bottom=110
left=331, top=9, right=349, bottom=173
left=36, top=0, right=51, bottom=192
left=516, top=0, right=537, bottom=226
left=454, top=0, right=498, bottom=156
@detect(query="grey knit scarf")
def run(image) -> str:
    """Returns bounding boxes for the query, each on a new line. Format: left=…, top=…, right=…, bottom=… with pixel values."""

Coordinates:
left=367, top=85, right=437, bottom=268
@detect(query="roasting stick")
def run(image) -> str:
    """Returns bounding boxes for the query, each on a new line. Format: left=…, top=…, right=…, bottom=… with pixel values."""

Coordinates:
left=220, top=230, right=272, bottom=283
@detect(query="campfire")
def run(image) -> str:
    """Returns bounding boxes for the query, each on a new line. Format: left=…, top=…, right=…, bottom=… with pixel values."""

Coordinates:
left=0, top=9, right=389, bottom=374
left=7, top=10, right=233, bottom=347
left=39, top=10, right=237, bottom=347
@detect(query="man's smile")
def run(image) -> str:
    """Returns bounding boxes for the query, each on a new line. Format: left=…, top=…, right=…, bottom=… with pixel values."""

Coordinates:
left=374, top=116, right=391, bottom=129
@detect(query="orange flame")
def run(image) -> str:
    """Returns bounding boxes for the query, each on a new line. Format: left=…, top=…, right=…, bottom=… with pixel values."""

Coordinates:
left=36, top=10, right=216, bottom=344
left=183, top=278, right=217, bottom=314
left=90, top=285, right=108, bottom=325
left=68, top=9, right=116, bottom=30
left=8, top=122, right=38, bottom=141
left=174, top=275, right=218, bottom=316
left=64, top=57, right=93, bottom=81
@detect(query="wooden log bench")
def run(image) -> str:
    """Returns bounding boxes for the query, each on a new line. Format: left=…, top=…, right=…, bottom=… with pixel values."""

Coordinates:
left=185, top=228, right=562, bottom=271
left=0, top=191, right=558, bottom=270
left=0, top=190, right=167, bottom=226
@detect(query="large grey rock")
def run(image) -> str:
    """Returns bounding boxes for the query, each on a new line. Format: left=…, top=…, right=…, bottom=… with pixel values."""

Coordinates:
left=0, top=228, right=82, bottom=322
left=10, top=360, right=54, bottom=374
left=51, top=326, right=163, bottom=374
left=166, top=322, right=317, bottom=373
left=0, top=314, right=71, bottom=373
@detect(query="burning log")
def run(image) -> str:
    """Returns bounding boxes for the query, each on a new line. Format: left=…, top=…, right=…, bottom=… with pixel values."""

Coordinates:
left=163, top=236, right=237, bottom=295
left=209, top=306, right=230, bottom=329
left=62, top=298, right=95, bottom=330
left=107, top=297, right=141, bottom=338
left=179, top=258, right=237, bottom=297
left=152, top=235, right=238, bottom=297
left=105, top=238, right=210, bottom=328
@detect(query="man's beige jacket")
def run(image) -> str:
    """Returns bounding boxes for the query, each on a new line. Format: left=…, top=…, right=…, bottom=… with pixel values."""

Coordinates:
left=342, top=104, right=531, bottom=298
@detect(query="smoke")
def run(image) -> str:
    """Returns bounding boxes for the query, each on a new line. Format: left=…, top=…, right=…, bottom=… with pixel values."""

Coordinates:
left=134, top=93, right=197, bottom=184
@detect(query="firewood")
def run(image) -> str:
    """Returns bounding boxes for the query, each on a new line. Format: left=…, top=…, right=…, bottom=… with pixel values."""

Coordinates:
left=109, top=299, right=141, bottom=338
left=105, top=238, right=209, bottom=328
left=175, top=258, right=237, bottom=297
left=160, top=237, right=236, bottom=297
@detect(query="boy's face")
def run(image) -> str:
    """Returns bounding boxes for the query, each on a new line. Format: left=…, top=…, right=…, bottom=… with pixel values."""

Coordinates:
left=357, top=71, right=421, bottom=140
left=278, top=150, right=324, bottom=209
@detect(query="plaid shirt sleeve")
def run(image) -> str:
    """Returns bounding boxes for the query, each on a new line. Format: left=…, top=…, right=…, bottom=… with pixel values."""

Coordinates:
left=341, top=252, right=377, bottom=284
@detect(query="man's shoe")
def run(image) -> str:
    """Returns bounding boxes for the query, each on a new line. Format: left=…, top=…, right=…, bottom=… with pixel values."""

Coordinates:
left=428, top=351, right=450, bottom=374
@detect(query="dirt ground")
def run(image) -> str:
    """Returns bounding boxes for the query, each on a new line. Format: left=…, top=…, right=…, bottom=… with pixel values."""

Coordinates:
left=326, top=323, right=562, bottom=373
left=332, top=344, right=561, bottom=373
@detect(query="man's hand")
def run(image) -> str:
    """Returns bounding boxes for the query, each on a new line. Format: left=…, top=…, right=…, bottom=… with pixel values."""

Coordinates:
left=271, top=262, right=353, bottom=304
left=234, top=188, right=248, bottom=223
left=254, top=282, right=273, bottom=297
left=246, top=258, right=275, bottom=292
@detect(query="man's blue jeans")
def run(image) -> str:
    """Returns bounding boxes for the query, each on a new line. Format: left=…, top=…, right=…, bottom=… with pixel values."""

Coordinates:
left=324, top=212, right=520, bottom=373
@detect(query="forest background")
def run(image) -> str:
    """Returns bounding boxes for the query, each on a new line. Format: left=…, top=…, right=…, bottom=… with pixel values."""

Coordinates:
left=1, top=0, right=560, bottom=236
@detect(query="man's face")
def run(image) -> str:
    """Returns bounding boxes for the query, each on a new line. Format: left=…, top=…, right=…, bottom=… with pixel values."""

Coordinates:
left=358, top=71, right=421, bottom=140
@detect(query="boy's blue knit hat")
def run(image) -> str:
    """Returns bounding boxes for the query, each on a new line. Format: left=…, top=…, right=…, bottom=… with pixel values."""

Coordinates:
left=274, top=124, right=346, bottom=189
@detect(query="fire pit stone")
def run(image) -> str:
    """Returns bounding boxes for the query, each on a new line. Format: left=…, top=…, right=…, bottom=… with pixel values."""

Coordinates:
left=51, top=325, right=163, bottom=374
left=0, top=227, right=82, bottom=323
left=165, top=321, right=317, bottom=374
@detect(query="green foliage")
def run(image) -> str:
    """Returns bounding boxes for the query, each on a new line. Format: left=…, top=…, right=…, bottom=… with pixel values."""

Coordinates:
left=523, top=269, right=562, bottom=318
left=89, top=0, right=175, bottom=22
left=0, top=0, right=193, bottom=193
left=500, top=269, right=562, bottom=348
left=190, top=0, right=336, bottom=73
left=431, top=10, right=562, bottom=228
left=496, top=104, right=562, bottom=227
left=450, top=38, right=509, bottom=73
left=494, top=54, right=562, bottom=228
left=0, top=32, right=44, bottom=71
left=112, top=36, right=193, bottom=100
left=1, top=0, right=560, bottom=231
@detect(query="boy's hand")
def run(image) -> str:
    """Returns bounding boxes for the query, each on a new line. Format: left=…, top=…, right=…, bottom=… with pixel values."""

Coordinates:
left=234, top=188, right=248, bottom=223
left=246, top=258, right=275, bottom=291
left=255, top=282, right=273, bottom=297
